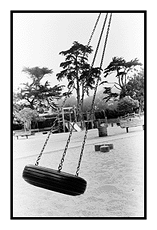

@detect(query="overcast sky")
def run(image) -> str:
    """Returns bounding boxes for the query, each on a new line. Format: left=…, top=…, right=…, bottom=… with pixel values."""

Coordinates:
left=13, top=12, right=144, bottom=91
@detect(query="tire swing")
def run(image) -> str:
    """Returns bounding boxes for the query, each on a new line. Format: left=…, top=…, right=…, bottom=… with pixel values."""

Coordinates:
left=22, top=13, right=112, bottom=196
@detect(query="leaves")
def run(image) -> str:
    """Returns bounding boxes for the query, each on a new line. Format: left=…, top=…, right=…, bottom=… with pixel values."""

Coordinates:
left=59, top=41, right=92, bottom=57
left=101, top=57, right=143, bottom=103
left=104, top=57, right=142, bottom=76
left=22, top=67, right=53, bottom=81
left=117, top=96, right=139, bottom=114
left=57, top=41, right=98, bottom=120
left=17, top=67, right=63, bottom=110
left=15, top=108, right=39, bottom=122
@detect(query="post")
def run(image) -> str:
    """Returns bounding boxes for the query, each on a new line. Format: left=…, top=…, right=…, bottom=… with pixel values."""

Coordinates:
left=69, top=108, right=72, bottom=123
left=103, top=109, right=108, bottom=125
left=73, top=106, right=77, bottom=122
left=62, top=108, right=65, bottom=133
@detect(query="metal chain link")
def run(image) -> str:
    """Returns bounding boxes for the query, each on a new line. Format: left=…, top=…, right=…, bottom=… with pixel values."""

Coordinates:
left=76, top=13, right=101, bottom=123
left=100, top=13, right=112, bottom=69
left=87, top=13, right=101, bottom=47
left=35, top=86, right=72, bottom=166
left=57, top=13, right=102, bottom=171
left=90, top=13, right=108, bottom=68
left=57, top=122, right=76, bottom=171
left=35, top=14, right=101, bottom=167
left=35, top=13, right=112, bottom=170
left=75, top=76, right=100, bottom=176
left=75, top=13, right=112, bottom=176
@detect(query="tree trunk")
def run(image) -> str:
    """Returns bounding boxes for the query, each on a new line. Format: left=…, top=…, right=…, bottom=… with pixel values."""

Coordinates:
left=81, top=84, right=85, bottom=112
left=75, top=61, right=82, bottom=122
left=76, top=82, right=81, bottom=122
left=30, top=100, right=35, bottom=110
left=24, top=120, right=31, bottom=131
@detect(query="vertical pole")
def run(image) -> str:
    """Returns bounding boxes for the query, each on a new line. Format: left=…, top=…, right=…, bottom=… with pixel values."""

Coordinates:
left=69, top=108, right=72, bottom=123
left=103, top=109, right=108, bottom=125
left=73, top=106, right=77, bottom=122
left=69, top=108, right=72, bottom=131
left=62, top=108, right=65, bottom=132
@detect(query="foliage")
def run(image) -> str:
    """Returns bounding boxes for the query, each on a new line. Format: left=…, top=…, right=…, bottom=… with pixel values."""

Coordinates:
left=125, top=69, right=144, bottom=111
left=13, top=92, right=23, bottom=118
left=105, top=108, right=119, bottom=119
left=117, top=96, right=139, bottom=115
left=15, top=108, right=39, bottom=131
left=101, top=57, right=142, bottom=101
left=18, top=66, right=64, bottom=111
left=56, top=41, right=101, bottom=121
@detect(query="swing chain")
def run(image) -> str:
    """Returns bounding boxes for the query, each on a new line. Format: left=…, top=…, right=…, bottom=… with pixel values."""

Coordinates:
left=75, top=77, right=100, bottom=176
left=87, top=13, right=101, bottom=47
left=35, top=87, right=72, bottom=166
left=35, top=131, right=52, bottom=166
left=58, top=122, right=75, bottom=171
left=35, top=14, right=102, bottom=166
left=57, top=13, right=102, bottom=171
left=75, top=13, right=112, bottom=176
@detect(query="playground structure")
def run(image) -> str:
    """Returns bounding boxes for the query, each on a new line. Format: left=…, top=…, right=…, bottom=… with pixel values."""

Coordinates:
left=13, top=105, right=109, bottom=138
left=119, top=112, right=144, bottom=133
left=13, top=108, right=144, bottom=139
left=38, top=107, right=108, bottom=134
left=38, top=106, right=81, bottom=133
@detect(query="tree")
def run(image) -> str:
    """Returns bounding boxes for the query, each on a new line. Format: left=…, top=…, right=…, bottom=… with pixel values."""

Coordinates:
left=117, top=96, right=139, bottom=115
left=101, top=57, right=142, bottom=101
left=18, top=67, right=63, bottom=110
left=13, top=92, right=22, bottom=114
left=125, top=69, right=144, bottom=112
left=56, top=41, right=100, bottom=121
left=80, top=65, right=101, bottom=111
left=15, top=108, right=39, bottom=131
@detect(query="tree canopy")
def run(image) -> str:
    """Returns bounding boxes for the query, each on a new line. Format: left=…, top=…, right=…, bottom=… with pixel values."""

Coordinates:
left=18, top=66, right=64, bottom=111
left=56, top=41, right=101, bottom=121
left=15, top=108, right=39, bottom=131
left=117, top=96, right=139, bottom=115
left=101, top=57, right=142, bottom=101
left=125, top=69, right=144, bottom=111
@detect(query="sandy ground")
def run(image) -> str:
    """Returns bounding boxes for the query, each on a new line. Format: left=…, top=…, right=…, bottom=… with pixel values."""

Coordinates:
left=13, top=125, right=144, bottom=217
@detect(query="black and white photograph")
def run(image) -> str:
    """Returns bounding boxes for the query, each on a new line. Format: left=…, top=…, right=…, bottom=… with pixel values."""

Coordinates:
left=11, top=10, right=146, bottom=219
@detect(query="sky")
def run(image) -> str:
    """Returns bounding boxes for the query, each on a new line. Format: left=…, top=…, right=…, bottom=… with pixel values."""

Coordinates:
left=13, top=12, right=144, bottom=91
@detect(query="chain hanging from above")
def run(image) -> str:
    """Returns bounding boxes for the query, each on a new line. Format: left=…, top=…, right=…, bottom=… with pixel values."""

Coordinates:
left=23, top=13, right=113, bottom=197
left=75, top=13, right=112, bottom=176
left=57, top=13, right=103, bottom=172
left=58, top=13, right=112, bottom=174
left=35, top=86, right=73, bottom=166
left=35, top=13, right=102, bottom=167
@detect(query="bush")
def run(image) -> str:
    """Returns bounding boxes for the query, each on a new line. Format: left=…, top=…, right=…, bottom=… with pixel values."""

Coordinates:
left=105, top=108, right=119, bottom=119
left=13, top=123, right=23, bottom=130
left=117, top=96, right=139, bottom=115
left=15, top=108, right=39, bottom=130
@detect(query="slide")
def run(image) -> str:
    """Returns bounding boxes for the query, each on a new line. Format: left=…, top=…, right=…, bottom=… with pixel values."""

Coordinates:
left=70, top=122, right=82, bottom=132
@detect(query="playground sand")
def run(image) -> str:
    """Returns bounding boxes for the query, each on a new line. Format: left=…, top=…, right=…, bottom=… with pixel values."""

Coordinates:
left=13, top=126, right=144, bottom=217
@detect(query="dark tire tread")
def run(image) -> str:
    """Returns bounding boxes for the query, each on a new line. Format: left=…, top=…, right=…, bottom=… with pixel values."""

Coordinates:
left=22, top=164, right=87, bottom=196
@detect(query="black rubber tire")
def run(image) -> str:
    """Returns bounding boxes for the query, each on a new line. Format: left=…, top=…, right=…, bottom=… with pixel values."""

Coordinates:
left=22, top=164, right=87, bottom=196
